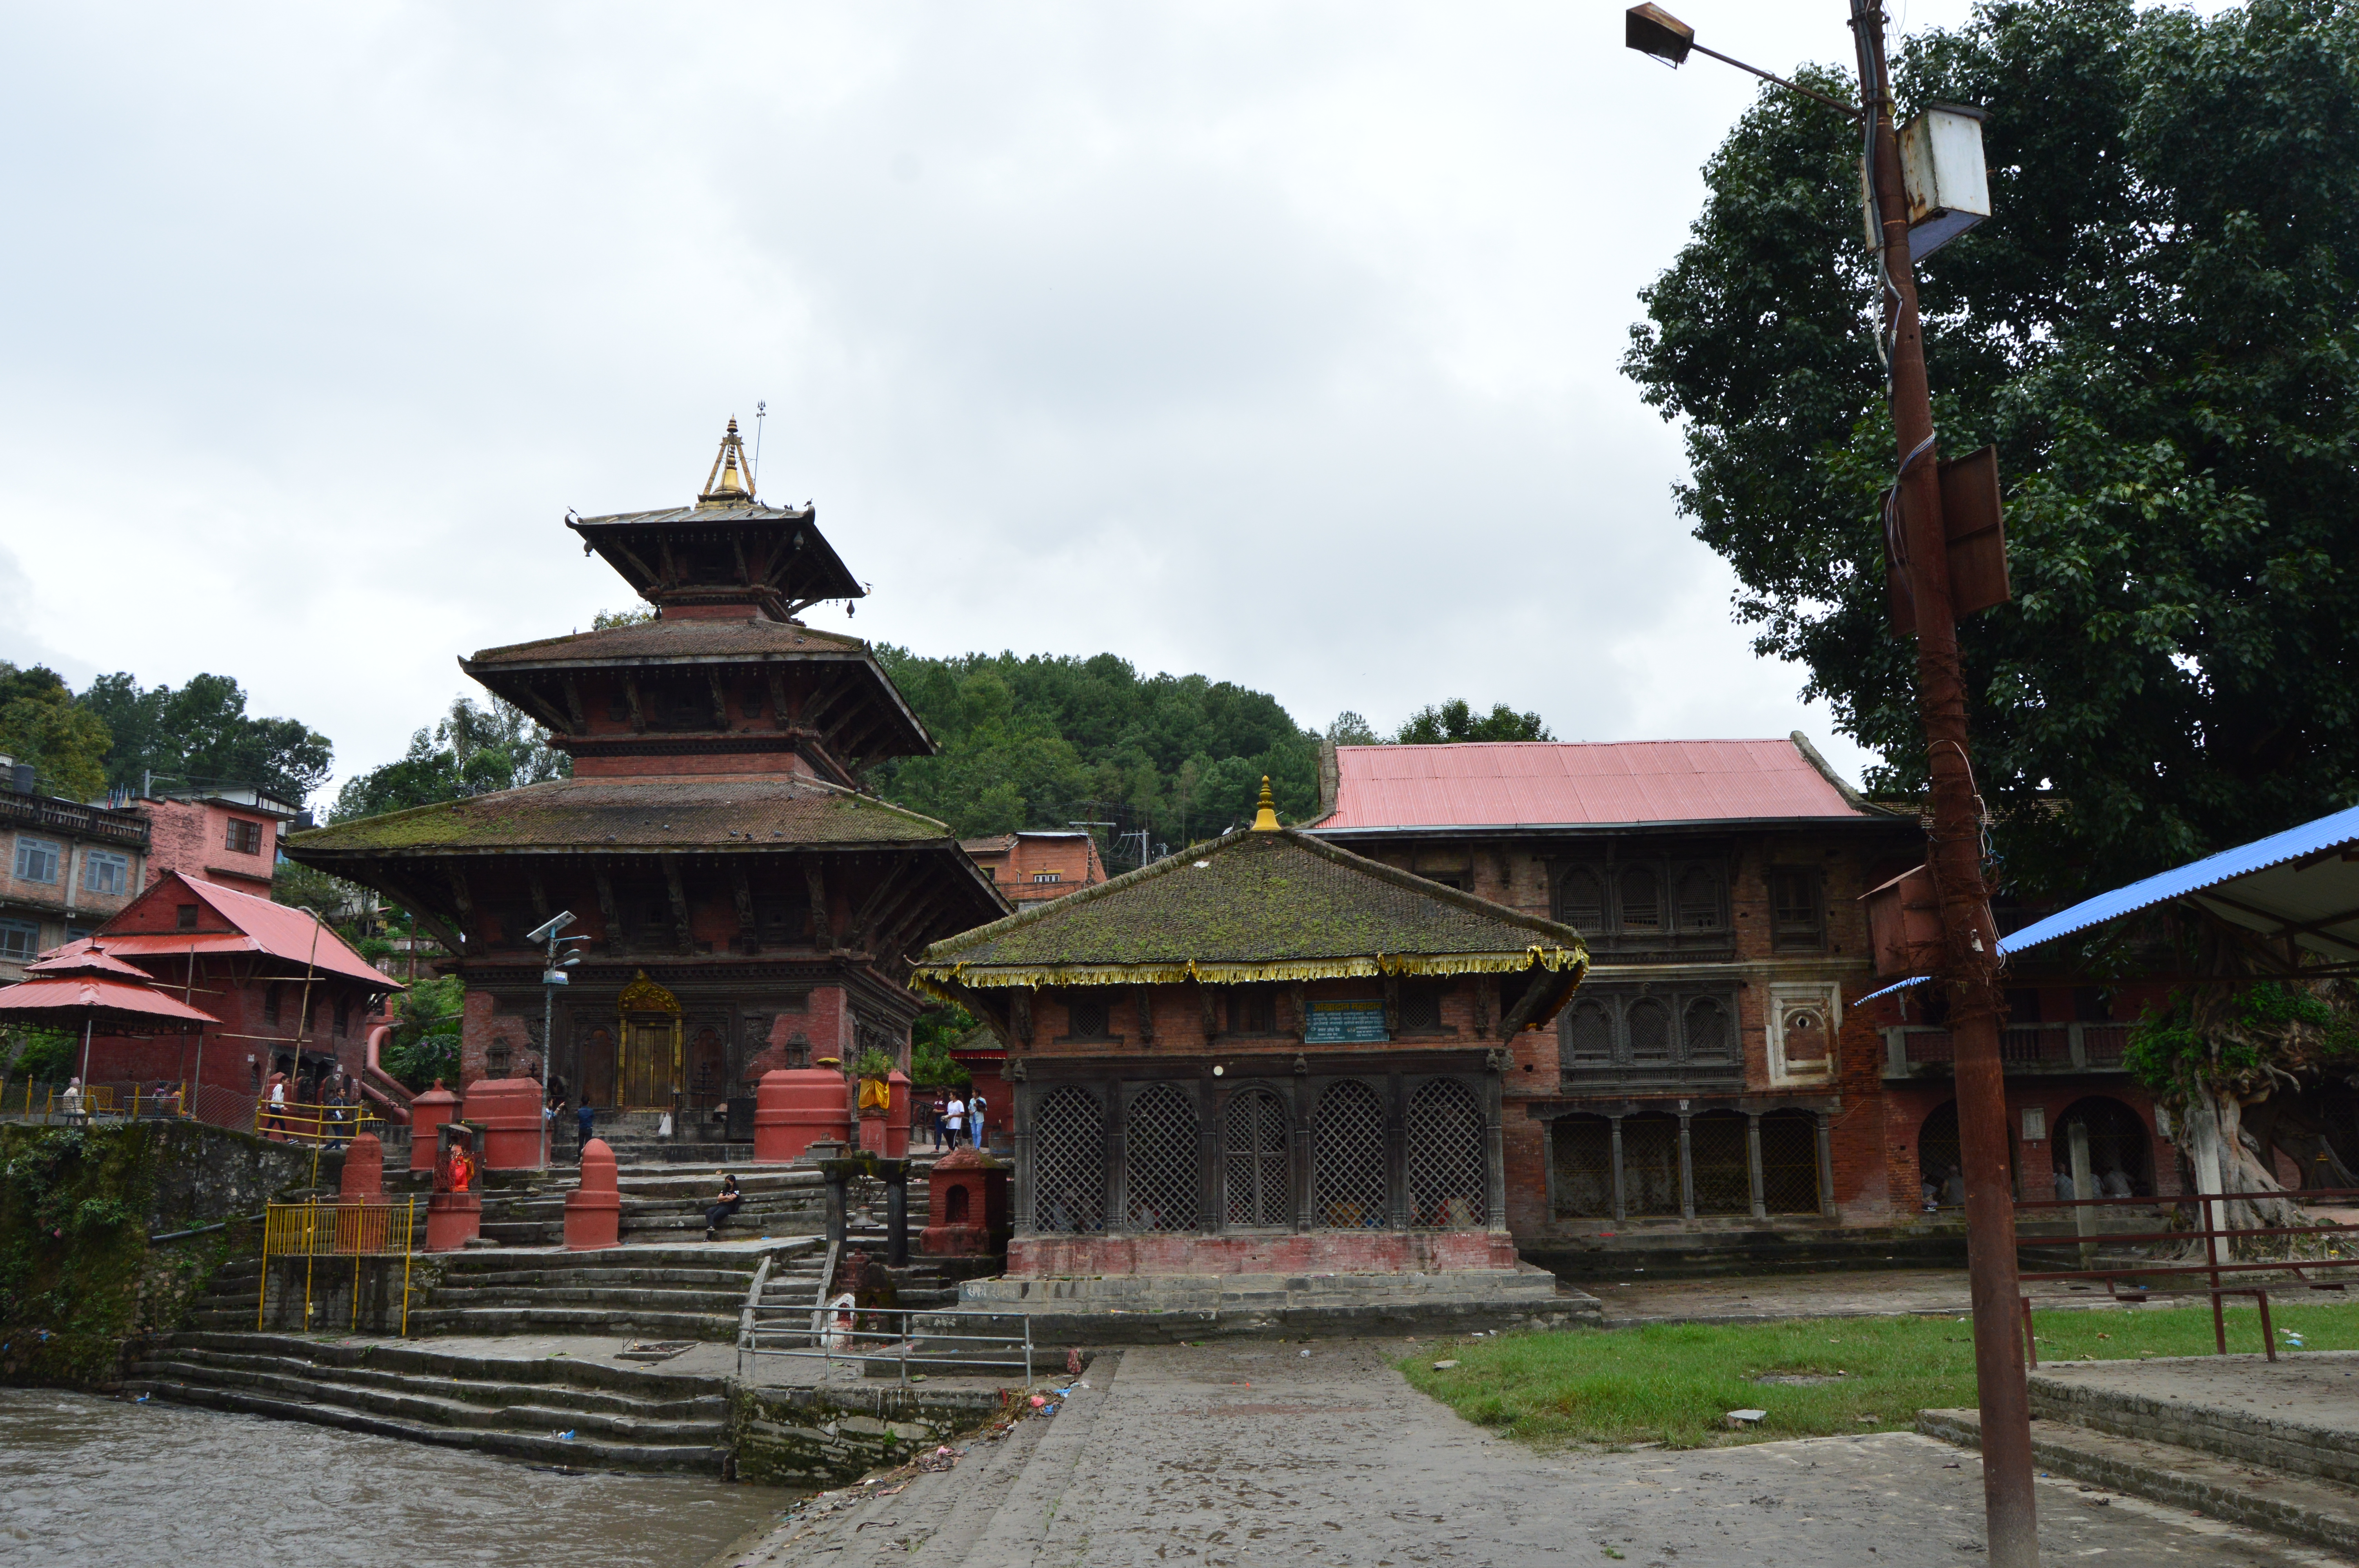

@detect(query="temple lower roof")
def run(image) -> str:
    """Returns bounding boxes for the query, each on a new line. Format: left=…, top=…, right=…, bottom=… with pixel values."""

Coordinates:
left=286, top=773, right=958, bottom=856
left=912, top=824, right=1588, bottom=988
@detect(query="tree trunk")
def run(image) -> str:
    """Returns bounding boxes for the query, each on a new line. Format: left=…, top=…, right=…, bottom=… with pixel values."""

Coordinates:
left=2177, top=1087, right=2304, bottom=1252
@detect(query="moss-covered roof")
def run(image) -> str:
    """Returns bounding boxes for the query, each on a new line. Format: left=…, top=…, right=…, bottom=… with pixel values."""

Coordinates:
left=285, top=773, right=955, bottom=857
left=912, top=826, right=1587, bottom=989
left=465, top=617, right=867, bottom=668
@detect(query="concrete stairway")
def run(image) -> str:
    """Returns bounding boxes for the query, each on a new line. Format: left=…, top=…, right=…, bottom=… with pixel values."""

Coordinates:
left=126, top=1331, right=730, bottom=1474
left=471, top=1161, right=939, bottom=1247
left=407, top=1240, right=821, bottom=1341
left=1923, top=1349, right=2359, bottom=1556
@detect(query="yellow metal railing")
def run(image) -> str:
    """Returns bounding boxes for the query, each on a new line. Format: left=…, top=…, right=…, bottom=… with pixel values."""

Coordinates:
left=258, top=1199, right=421, bottom=1336
left=253, top=1100, right=382, bottom=1146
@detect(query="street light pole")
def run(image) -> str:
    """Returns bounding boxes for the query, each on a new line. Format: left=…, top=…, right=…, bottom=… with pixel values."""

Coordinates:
left=1625, top=5, right=2035, bottom=1561
left=1848, top=5, right=2036, bottom=1562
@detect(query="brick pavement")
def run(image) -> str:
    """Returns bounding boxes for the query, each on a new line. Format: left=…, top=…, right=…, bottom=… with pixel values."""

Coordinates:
left=714, top=1338, right=2349, bottom=1567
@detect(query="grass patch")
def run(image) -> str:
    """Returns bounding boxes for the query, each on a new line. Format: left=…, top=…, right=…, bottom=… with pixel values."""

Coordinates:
left=1399, top=1299, right=2359, bottom=1452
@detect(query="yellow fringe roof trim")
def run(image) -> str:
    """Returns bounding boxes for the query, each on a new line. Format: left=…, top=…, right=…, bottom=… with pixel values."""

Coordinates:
left=909, top=945, right=1587, bottom=996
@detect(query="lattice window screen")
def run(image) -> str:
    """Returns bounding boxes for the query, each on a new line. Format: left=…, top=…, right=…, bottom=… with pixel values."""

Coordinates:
left=1406, top=1078, right=1487, bottom=1227
left=1124, top=1083, right=1199, bottom=1232
left=1313, top=1080, right=1387, bottom=1229
left=1561, top=999, right=1612, bottom=1069
left=1551, top=1117, right=1614, bottom=1217
left=1223, top=1087, right=1290, bottom=1227
left=1759, top=1110, right=1822, bottom=1214
left=1689, top=1111, right=1750, bottom=1214
left=1684, top=996, right=1735, bottom=1067
left=1621, top=1114, right=1681, bottom=1216
left=1031, top=1087, right=1105, bottom=1233
left=1627, top=998, right=1672, bottom=1064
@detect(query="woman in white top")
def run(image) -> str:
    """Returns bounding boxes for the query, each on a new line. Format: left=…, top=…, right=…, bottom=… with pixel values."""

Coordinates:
left=945, top=1096, right=966, bottom=1147
left=60, top=1078, right=83, bottom=1121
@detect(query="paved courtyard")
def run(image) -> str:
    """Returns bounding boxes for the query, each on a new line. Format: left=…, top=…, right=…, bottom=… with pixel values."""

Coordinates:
left=715, top=1337, right=2349, bottom=1567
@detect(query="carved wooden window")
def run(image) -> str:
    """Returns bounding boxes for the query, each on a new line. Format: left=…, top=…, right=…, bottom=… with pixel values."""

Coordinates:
left=1558, top=985, right=1742, bottom=1086
left=1312, top=1080, right=1387, bottom=1229
left=1675, top=866, right=1723, bottom=931
left=1032, top=1087, right=1105, bottom=1233
left=1559, top=867, right=1605, bottom=932
left=1223, top=1088, right=1289, bottom=1227
left=1556, top=854, right=1732, bottom=958
left=1626, top=997, right=1672, bottom=1064
left=1397, top=982, right=1444, bottom=1035
left=1760, top=1109, right=1823, bottom=1214
left=1617, top=866, right=1661, bottom=931
left=1621, top=1113, right=1681, bottom=1216
left=1123, top=1083, right=1199, bottom=1232
left=225, top=818, right=264, bottom=855
left=1067, top=993, right=1113, bottom=1041
left=1550, top=1116, right=1613, bottom=1218
left=1769, top=868, right=1825, bottom=950
left=1227, top=989, right=1277, bottom=1035
left=1690, top=1110, right=1750, bottom=1215
left=1406, top=1078, right=1485, bottom=1227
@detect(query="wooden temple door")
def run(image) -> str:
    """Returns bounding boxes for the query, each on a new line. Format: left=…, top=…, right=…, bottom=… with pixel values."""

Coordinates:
left=615, top=972, right=683, bottom=1109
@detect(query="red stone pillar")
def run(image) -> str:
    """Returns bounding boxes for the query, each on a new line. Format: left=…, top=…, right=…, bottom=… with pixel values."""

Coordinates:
left=338, top=1132, right=385, bottom=1203
left=409, top=1081, right=458, bottom=1173
left=425, top=1127, right=482, bottom=1252
left=565, top=1138, right=621, bottom=1250
left=462, top=1076, right=545, bottom=1170
left=885, top=1069, right=912, bottom=1158
left=753, top=1068, right=851, bottom=1163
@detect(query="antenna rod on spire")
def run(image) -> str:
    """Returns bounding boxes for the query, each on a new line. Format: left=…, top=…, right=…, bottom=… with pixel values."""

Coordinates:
left=753, top=400, right=766, bottom=493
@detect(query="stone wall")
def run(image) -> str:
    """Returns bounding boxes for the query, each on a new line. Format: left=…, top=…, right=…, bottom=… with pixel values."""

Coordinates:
left=730, top=1381, right=1003, bottom=1488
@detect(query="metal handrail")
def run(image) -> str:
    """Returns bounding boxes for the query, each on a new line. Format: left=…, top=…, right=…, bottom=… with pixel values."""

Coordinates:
left=741, top=1301, right=1035, bottom=1387
left=735, top=1254, right=773, bottom=1382
left=2015, top=1185, right=2359, bottom=1363
left=257, top=1198, right=421, bottom=1336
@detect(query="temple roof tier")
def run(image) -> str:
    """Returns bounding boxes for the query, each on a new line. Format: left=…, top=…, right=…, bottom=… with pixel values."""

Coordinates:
left=462, top=618, right=932, bottom=773
left=911, top=823, right=1589, bottom=992
left=288, top=773, right=961, bottom=857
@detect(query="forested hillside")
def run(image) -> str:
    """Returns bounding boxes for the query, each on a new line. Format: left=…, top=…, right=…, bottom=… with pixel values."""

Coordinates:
left=869, top=648, right=1326, bottom=860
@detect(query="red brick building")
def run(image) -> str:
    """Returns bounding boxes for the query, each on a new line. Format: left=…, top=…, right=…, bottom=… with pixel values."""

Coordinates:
left=958, top=831, right=1108, bottom=907
left=1301, top=735, right=1934, bottom=1255
left=911, top=789, right=1587, bottom=1281
left=65, top=871, right=393, bottom=1124
left=284, top=422, right=1005, bottom=1135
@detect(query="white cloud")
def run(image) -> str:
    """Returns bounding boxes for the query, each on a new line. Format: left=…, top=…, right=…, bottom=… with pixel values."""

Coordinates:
left=2, top=0, right=2072, bottom=802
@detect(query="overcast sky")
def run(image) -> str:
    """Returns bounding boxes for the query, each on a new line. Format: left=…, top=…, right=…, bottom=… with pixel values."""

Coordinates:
left=2, top=0, right=2043, bottom=804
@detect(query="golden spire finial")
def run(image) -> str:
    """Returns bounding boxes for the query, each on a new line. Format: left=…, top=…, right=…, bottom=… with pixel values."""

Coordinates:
left=1251, top=775, right=1280, bottom=831
left=697, top=416, right=756, bottom=507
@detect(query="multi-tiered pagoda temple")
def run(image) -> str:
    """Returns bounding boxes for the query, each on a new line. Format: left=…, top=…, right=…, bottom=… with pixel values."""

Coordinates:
left=287, top=423, right=1006, bottom=1123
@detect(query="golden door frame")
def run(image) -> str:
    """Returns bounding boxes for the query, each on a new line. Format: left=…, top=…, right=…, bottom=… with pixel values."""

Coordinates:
left=616, top=970, right=684, bottom=1109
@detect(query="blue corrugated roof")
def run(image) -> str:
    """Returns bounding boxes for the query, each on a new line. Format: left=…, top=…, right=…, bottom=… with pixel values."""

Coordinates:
left=1856, top=800, right=2359, bottom=1002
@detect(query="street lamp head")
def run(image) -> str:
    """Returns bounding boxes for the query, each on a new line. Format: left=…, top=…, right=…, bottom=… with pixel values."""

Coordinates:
left=1626, top=4, right=1694, bottom=66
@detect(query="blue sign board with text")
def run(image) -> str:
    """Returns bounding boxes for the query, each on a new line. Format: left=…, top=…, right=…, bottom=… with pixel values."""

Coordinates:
left=1303, top=1000, right=1389, bottom=1044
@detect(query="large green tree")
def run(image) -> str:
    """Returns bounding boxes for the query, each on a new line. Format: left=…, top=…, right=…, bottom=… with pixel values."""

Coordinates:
left=870, top=650, right=1322, bottom=853
left=78, top=671, right=334, bottom=806
left=1624, top=0, right=2359, bottom=902
left=329, top=695, right=569, bottom=823
left=0, top=664, right=111, bottom=800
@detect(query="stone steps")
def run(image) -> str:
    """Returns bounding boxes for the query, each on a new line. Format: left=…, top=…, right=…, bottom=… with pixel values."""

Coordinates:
left=127, top=1331, right=730, bottom=1474
left=1922, top=1405, right=2359, bottom=1558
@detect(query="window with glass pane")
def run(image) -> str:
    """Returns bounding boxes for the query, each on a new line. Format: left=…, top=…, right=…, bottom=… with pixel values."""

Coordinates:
left=13, top=837, right=60, bottom=884
left=82, top=851, right=129, bottom=896
left=225, top=819, right=264, bottom=855
left=0, top=921, right=37, bottom=961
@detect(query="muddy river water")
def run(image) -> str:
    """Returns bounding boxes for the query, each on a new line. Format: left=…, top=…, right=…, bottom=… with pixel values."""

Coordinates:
left=0, top=1389, right=791, bottom=1568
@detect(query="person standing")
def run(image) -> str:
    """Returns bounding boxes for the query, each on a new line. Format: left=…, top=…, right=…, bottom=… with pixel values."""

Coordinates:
left=575, top=1100, right=597, bottom=1161
left=968, top=1091, right=988, bottom=1151
left=944, top=1094, right=966, bottom=1149
left=929, top=1092, right=948, bottom=1151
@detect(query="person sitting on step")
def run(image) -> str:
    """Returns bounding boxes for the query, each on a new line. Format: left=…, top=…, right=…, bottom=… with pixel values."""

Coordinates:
left=705, top=1172, right=742, bottom=1241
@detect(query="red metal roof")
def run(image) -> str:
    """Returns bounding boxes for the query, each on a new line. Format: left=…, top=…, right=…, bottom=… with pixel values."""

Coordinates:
left=92, top=873, right=391, bottom=987
left=26, top=945, right=153, bottom=980
left=0, top=975, right=218, bottom=1026
left=1316, top=740, right=1878, bottom=831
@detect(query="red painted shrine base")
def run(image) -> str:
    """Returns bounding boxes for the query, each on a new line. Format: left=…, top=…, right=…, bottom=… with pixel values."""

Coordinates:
left=1008, top=1229, right=1518, bottom=1278
left=565, top=1138, right=621, bottom=1251
left=425, top=1191, right=482, bottom=1252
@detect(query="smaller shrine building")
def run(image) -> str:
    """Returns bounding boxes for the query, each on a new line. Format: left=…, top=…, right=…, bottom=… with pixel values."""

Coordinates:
left=910, top=786, right=1588, bottom=1281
